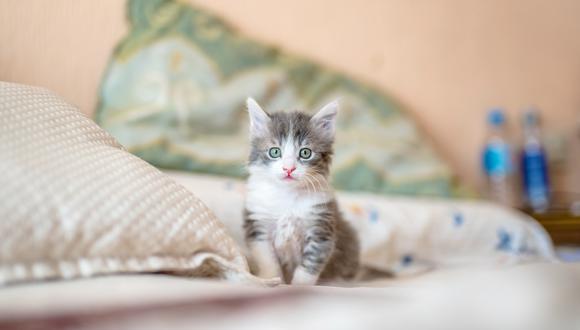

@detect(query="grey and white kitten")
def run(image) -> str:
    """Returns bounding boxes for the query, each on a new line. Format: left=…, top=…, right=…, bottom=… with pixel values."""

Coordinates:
left=243, top=98, right=359, bottom=285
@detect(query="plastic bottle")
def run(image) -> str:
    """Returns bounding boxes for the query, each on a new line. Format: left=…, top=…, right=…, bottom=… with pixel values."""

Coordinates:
left=568, top=117, right=580, bottom=215
left=520, top=110, right=550, bottom=213
left=482, top=109, right=516, bottom=207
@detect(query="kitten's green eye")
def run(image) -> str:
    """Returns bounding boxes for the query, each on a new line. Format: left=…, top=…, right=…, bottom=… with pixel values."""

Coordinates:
left=268, top=147, right=281, bottom=158
left=299, top=148, right=312, bottom=159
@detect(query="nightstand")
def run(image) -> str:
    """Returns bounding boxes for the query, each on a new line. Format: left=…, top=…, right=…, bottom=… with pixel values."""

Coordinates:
left=526, top=211, right=580, bottom=245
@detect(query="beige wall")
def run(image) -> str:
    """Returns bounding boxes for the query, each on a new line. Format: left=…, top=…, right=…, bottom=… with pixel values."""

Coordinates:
left=1, top=0, right=579, bottom=190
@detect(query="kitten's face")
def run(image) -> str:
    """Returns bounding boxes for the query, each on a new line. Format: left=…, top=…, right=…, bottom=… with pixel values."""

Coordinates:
left=246, top=98, right=338, bottom=188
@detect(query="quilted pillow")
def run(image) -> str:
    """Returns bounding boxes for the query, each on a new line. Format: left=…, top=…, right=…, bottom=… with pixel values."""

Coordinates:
left=0, top=81, right=253, bottom=285
left=96, top=0, right=462, bottom=197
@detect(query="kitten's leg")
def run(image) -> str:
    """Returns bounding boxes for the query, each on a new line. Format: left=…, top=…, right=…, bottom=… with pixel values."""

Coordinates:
left=292, top=221, right=335, bottom=285
left=292, top=266, right=321, bottom=285
left=249, top=240, right=281, bottom=279
left=244, top=216, right=281, bottom=279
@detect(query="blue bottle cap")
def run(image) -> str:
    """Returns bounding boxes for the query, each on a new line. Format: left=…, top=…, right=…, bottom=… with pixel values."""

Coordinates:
left=523, top=109, right=539, bottom=126
left=487, top=108, right=505, bottom=126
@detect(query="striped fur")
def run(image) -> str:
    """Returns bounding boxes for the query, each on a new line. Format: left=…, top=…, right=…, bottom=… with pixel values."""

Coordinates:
left=243, top=99, right=359, bottom=285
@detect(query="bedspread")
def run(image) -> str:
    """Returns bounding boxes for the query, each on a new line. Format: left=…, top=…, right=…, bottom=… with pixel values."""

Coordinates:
left=165, top=171, right=556, bottom=277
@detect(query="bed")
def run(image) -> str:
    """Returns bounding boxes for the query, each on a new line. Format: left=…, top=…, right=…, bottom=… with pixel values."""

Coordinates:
left=1, top=164, right=579, bottom=329
left=1, top=262, right=580, bottom=330
left=1, top=79, right=580, bottom=329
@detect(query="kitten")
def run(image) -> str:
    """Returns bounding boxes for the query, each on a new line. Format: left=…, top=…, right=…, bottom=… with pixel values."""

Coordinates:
left=243, top=98, right=360, bottom=285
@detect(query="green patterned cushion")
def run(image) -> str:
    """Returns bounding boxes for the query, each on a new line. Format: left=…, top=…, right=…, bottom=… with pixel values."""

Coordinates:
left=96, top=0, right=461, bottom=197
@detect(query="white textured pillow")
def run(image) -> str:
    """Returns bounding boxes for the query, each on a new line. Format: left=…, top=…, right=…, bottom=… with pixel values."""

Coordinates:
left=0, top=81, right=252, bottom=285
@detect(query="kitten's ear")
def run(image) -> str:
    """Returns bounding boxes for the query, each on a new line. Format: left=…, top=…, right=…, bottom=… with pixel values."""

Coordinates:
left=311, top=100, right=338, bottom=139
left=246, top=97, right=270, bottom=137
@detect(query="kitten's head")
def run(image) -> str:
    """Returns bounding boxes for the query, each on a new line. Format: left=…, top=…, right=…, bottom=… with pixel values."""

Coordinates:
left=246, top=98, right=338, bottom=189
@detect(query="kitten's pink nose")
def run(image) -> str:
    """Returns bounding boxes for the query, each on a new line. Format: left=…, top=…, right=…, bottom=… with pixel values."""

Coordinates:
left=283, top=166, right=296, bottom=176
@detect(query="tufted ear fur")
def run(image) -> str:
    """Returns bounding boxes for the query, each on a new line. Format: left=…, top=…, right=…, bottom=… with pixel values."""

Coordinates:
left=247, top=97, right=270, bottom=138
left=311, top=100, right=338, bottom=140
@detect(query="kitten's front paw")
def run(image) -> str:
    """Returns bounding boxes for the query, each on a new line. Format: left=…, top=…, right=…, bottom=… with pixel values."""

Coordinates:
left=291, top=267, right=319, bottom=286
left=257, top=266, right=281, bottom=280
left=261, top=276, right=283, bottom=287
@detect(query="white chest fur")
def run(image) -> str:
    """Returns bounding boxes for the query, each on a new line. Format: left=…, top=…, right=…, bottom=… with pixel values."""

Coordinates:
left=246, top=177, right=331, bottom=267
left=272, top=214, right=303, bottom=266
left=246, top=177, right=331, bottom=221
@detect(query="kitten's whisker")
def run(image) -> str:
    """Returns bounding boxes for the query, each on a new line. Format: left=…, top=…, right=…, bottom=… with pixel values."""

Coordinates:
left=305, top=175, right=316, bottom=194
left=310, top=174, right=326, bottom=191
left=313, top=174, right=323, bottom=189
left=309, top=175, right=321, bottom=191
left=305, top=176, right=315, bottom=194
left=300, top=175, right=310, bottom=193
left=310, top=173, right=326, bottom=193
left=301, top=176, right=309, bottom=193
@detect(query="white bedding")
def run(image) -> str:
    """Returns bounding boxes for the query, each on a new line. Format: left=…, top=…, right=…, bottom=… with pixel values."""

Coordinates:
left=165, top=171, right=556, bottom=277
left=1, top=263, right=579, bottom=329
left=0, top=170, right=578, bottom=329
left=2, top=83, right=578, bottom=329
